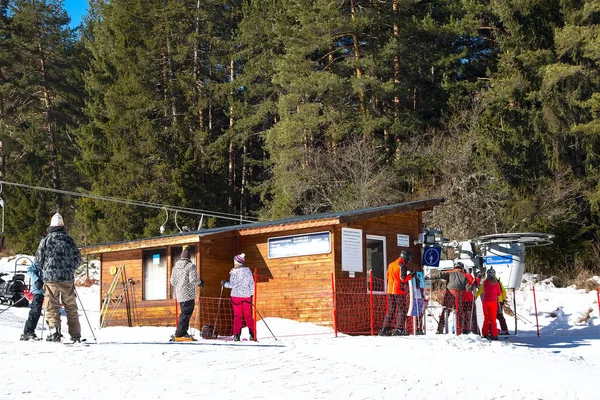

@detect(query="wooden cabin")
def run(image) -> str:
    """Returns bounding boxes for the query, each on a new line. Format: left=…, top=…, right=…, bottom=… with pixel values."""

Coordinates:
left=82, top=198, right=443, bottom=332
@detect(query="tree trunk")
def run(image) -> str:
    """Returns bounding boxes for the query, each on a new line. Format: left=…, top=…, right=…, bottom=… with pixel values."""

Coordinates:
left=228, top=58, right=236, bottom=214
left=37, top=37, right=61, bottom=208
left=166, top=33, right=177, bottom=124
left=240, top=139, right=247, bottom=219
left=393, top=0, right=400, bottom=119
left=350, top=0, right=366, bottom=116
left=193, top=0, right=205, bottom=132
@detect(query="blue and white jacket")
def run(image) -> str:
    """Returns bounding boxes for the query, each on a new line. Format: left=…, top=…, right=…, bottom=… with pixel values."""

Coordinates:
left=27, top=264, right=44, bottom=295
left=224, top=265, right=255, bottom=298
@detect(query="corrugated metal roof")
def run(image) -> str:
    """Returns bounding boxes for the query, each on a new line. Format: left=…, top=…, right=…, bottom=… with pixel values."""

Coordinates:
left=82, top=197, right=443, bottom=254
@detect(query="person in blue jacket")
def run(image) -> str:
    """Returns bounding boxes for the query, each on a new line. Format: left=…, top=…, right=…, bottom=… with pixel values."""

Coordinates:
left=20, top=263, right=45, bottom=341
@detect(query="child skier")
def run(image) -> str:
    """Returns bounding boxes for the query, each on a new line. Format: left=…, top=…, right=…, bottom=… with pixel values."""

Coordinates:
left=20, top=263, right=44, bottom=341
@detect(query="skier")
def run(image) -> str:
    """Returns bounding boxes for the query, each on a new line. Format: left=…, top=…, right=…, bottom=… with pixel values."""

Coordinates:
left=379, top=250, right=413, bottom=336
left=170, top=247, right=203, bottom=341
left=20, top=263, right=44, bottom=341
left=435, top=262, right=474, bottom=334
left=221, top=253, right=256, bottom=341
left=35, top=213, right=83, bottom=342
left=475, top=267, right=502, bottom=340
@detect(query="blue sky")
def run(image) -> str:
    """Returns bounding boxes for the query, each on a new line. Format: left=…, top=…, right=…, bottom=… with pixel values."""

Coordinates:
left=64, top=0, right=88, bottom=27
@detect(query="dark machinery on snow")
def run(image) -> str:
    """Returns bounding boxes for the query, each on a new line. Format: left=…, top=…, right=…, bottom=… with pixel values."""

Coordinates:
left=0, top=256, right=32, bottom=307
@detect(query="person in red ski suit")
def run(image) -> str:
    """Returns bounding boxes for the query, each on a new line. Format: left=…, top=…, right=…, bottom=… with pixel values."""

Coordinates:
left=379, top=250, right=414, bottom=336
left=475, top=267, right=502, bottom=340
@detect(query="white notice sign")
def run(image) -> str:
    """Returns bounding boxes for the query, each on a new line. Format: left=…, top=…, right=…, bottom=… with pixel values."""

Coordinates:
left=397, top=234, right=410, bottom=247
left=342, top=227, right=363, bottom=272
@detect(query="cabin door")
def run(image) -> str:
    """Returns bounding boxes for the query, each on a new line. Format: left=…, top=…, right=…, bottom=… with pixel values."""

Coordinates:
left=366, top=235, right=387, bottom=292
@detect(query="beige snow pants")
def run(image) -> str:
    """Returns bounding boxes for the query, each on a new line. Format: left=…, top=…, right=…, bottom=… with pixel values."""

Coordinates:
left=44, top=281, right=81, bottom=338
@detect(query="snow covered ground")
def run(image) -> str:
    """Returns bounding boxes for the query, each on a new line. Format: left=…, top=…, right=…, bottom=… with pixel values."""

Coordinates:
left=1, top=275, right=599, bottom=399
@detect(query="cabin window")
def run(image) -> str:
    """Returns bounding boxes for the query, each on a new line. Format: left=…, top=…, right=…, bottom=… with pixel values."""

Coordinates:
left=170, top=245, right=197, bottom=299
left=366, top=235, right=386, bottom=292
left=143, top=249, right=167, bottom=300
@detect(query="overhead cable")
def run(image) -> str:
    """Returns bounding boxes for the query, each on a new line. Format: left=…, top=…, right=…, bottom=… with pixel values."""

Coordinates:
left=0, top=180, right=263, bottom=224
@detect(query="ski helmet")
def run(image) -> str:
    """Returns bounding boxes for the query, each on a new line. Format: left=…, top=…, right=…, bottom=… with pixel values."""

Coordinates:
left=487, top=267, right=496, bottom=278
left=400, top=250, right=412, bottom=264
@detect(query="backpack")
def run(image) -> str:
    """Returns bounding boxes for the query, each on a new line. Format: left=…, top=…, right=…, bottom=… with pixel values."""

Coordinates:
left=201, top=324, right=217, bottom=339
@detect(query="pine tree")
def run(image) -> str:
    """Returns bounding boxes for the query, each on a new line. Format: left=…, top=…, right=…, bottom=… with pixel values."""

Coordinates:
left=0, top=0, right=83, bottom=253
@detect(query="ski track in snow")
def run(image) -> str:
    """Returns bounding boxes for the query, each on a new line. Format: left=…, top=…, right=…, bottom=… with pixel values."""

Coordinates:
left=1, top=283, right=600, bottom=399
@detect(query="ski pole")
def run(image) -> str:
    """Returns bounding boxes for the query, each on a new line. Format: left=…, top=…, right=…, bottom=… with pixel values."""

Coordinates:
left=193, top=287, right=201, bottom=338
left=0, top=295, right=27, bottom=315
left=40, top=305, right=46, bottom=340
left=74, top=284, right=97, bottom=341
left=212, top=285, right=224, bottom=338
left=252, top=302, right=277, bottom=341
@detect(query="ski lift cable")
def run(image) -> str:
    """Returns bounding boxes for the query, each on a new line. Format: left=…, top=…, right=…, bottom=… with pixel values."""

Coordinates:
left=0, top=180, right=264, bottom=224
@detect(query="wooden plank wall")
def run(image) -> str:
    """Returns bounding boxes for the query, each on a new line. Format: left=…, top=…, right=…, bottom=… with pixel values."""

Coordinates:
left=101, top=245, right=199, bottom=327
left=198, top=232, right=234, bottom=298
left=336, top=211, right=422, bottom=278
left=235, top=227, right=335, bottom=327
left=333, top=212, right=422, bottom=332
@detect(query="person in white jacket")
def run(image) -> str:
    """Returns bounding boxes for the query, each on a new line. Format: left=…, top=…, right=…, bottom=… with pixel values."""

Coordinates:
left=222, top=253, right=255, bottom=341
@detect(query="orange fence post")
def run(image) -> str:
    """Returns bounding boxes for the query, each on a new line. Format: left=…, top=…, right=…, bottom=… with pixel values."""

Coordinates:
left=331, top=273, right=337, bottom=337
left=369, top=272, right=374, bottom=336
left=455, top=292, right=460, bottom=335
left=532, top=286, right=540, bottom=338
left=175, top=299, right=178, bottom=327
left=597, top=287, right=599, bottom=319
left=253, top=268, right=258, bottom=340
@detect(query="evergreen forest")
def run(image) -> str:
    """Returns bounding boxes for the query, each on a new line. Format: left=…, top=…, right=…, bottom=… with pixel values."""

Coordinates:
left=1, top=0, right=600, bottom=277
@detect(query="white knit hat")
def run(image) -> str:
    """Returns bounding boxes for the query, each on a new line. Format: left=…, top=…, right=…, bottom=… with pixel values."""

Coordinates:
left=234, top=253, right=245, bottom=264
left=50, top=213, right=64, bottom=227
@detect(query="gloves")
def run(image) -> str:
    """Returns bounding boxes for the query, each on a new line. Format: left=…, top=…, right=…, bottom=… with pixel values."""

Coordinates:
left=221, top=280, right=227, bottom=287
left=35, top=280, right=44, bottom=290
left=198, top=280, right=204, bottom=288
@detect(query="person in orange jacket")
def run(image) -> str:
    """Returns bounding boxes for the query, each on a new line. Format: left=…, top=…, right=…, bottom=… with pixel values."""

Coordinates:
left=475, top=267, right=502, bottom=340
left=379, top=250, right=414, bottom=336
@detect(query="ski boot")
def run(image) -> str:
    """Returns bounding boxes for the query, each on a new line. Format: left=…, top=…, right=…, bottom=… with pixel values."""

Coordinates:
left=171, top=333, right=197, bottom=342
left=20, top=331, right=38, bottom=341
left=70, top=335, right=83, bottom=343
left=233, top=333, right=241, bottom=341
left=415, top=329, right=425, bottom=335
left=46, top=327, right=63, bottom=342
left=378, top=327, right=392, bottom=336
left=249, top=330, right=255, bottom=341
left=391, top=328, right=408, bottom=336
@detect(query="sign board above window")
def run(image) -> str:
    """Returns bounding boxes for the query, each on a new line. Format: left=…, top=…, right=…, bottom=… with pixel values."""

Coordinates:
left=268, top=231, right=332, bottom=259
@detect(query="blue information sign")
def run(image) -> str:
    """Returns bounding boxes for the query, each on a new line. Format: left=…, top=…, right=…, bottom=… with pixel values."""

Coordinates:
left=422, top=246, right=441, bottom=267
left=485, top=255, right=513, bottom=265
